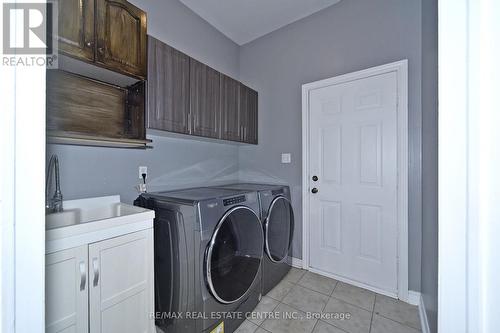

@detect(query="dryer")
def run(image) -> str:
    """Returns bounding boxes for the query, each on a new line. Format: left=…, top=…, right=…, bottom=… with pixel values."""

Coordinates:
left=214, top=184, right=294, bottom=295
left=134, top=187, right=263, bottom=333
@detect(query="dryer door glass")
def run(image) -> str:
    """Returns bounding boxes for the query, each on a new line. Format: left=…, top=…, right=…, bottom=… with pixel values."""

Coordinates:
left=265, top=196, right=294, bottom=262
left=206, top=206, right=263, bottom=304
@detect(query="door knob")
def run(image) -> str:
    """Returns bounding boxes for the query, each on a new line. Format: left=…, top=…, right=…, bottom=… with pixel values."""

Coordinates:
left=312, top=175, right=318, bottom=181
left=311, top=188, right=318, bottom=194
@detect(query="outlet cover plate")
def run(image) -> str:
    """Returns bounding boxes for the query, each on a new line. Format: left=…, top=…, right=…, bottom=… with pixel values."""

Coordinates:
left=139, top=166, right=148, bottom=179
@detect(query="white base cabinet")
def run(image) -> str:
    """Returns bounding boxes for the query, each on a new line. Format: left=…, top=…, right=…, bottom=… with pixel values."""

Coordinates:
left=46, top=229, right=154, bottom=333
left=46, top=245, right=89, bottom=333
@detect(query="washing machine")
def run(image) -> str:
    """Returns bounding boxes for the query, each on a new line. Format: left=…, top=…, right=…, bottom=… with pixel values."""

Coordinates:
left=134, top=187, right=263, bottom=333
left=214, top=184, right=294, bottom=295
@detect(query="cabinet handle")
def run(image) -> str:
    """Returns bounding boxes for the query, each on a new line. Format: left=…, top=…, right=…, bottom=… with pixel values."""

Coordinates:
left=92, top=258, right=99, bottom=287
left=79, top=261, right=86, bottom=291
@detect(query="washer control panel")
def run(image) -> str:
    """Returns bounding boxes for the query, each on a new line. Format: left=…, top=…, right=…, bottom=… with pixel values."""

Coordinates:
left=223, top=195, right=246, bottom=206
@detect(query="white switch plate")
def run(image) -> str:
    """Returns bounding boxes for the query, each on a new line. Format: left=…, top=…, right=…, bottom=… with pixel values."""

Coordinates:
left=281, top=153, right=291, bottom=164
left=139, top=166, right=148, bottom=179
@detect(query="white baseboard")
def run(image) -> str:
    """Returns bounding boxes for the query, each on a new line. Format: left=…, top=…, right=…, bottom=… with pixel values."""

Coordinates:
left=407, top=291, right=430, bottom=333
left=291, top=257, right=303, bottom=268
left=408, top=290, right=420, bottom=305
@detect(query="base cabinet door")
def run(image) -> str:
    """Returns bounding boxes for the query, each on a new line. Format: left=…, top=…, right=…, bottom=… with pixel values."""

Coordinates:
left=89, top=229, right=154, bottom=333
left=45, top=246, right=89, bottom=333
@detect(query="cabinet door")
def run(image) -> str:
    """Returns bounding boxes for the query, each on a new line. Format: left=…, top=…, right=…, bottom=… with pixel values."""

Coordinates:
left=239, top=84, right=258, bottom=144
left=220, top=74, right=241, bottom=141
left=95, top=0, right=147, bottom=78
left=89, top=229, right=154, bottom=333
left=148, top=36, right=190, bottom=134
left=45, top=246, right=88, bottom=333
left=57, top=0, right=94, bottom=61
left=190, top=58, right=220, bottom=138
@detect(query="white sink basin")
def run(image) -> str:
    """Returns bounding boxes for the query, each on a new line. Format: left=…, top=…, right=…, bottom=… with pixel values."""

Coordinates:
left=46, top=208, right=82, bottom=229
left=45, top=195, right=155, bottom=254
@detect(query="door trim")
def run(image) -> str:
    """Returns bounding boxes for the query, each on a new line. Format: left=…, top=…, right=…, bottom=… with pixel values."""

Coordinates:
left=301, top=60, right=409, bottom=302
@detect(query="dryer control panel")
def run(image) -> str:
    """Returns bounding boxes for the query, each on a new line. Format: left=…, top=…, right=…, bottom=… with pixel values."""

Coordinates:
left=223, top=195, right=246, bottom=206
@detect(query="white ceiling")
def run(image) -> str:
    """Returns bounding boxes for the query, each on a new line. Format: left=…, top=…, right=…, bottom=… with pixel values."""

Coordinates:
left=179, top=0, right=342, bottom=45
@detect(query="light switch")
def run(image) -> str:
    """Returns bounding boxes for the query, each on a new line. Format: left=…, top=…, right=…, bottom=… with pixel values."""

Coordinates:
left=281, top=153, right=291, bottom=164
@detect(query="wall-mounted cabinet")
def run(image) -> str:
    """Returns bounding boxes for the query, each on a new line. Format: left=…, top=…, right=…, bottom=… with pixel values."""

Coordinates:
left=220, top=74, right=241, bottom=142
left=239, top=83, right=258, bottom=144
left=147, top=36, right=258, bottom=144
left=147, top=38, right=190, bottom=134
left=57, top=0, right=95, bottom=62
left=47, top=70, right=150, bottom=148
left=190, top=58, right=221, bottom=139
left=56, top=0, right=147, bottom=79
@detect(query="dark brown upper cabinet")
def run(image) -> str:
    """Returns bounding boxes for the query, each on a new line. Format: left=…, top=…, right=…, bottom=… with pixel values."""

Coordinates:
left=96, top=0, right=147, bottom=79
left=57, top=0, right=147, bottom=79
left=57, top=0, right=95, bottom=62
left=239, top=83, right=258, bottom=144
left=146, top=37, right=258, bottom=144
left=220, top=74, right=241, bottom=142
left=46, top=70, right=150, bottom=148
left=190, top=58, right=221, bottom=139
left=147, top=36, right=190, bottom=134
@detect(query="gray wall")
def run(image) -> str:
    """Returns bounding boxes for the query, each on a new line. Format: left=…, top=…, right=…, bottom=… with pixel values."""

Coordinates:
left=131, top=0, right=240, bottom=78
left=48, top=0, right=242, bottom=204
left=421, top=0, right=438, bottom=331
left=238, top=0, right=423, bottom=291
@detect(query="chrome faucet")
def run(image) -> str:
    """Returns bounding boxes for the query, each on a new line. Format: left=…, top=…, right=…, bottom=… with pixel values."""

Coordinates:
left=46, top=154, right=63, bottom=214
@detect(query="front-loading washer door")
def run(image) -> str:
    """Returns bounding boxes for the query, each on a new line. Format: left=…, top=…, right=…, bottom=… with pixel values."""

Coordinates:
left=265, top=196, right=294, bottom=263
left=205, top=206, right=263, bottom=304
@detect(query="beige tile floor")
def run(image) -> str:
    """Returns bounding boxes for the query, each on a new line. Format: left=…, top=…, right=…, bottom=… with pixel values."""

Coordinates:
left=236, top=268, right=421, bottom=333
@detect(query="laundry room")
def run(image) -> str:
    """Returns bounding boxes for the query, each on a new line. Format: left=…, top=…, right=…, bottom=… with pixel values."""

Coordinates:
left=8, top=0, right=478, bottom=332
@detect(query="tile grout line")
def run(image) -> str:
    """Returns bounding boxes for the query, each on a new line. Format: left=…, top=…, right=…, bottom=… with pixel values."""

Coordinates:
left=254, top=292, right=282, bottom=330
left=294, top=282, right=336, bottom=298
left=328, top=293, right=374, bottom=313
left=371, top=312, right=422, bottom=332
left=368, top=294, right=376, bottom=333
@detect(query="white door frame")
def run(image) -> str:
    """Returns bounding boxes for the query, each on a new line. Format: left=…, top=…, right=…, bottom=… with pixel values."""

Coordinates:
left=301, top=60, right=409, bottom=301
left=439, top=0, right=500, bottom=331
left=1, top=0, right=47, bottom=330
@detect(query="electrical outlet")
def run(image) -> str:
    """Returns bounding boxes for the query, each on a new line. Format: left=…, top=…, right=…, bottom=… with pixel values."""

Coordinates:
left=139, top=166, right=148, bottom=179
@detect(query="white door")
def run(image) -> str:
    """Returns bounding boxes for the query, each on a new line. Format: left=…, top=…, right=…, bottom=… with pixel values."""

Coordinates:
left=45, top=246, right=89, bottom=333
left=308, top=71, right=399, bottom=294
left=89, top=229, right=155, bottom=333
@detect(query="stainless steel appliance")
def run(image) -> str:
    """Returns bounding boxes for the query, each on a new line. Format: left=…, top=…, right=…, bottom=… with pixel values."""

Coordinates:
left=135, top=187, right=263, bottom=333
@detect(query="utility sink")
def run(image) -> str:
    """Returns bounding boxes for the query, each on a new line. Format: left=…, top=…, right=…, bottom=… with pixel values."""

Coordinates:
left=45, top=195, right=155, bottom=254
left=46, top=208, right=82, bottom=229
